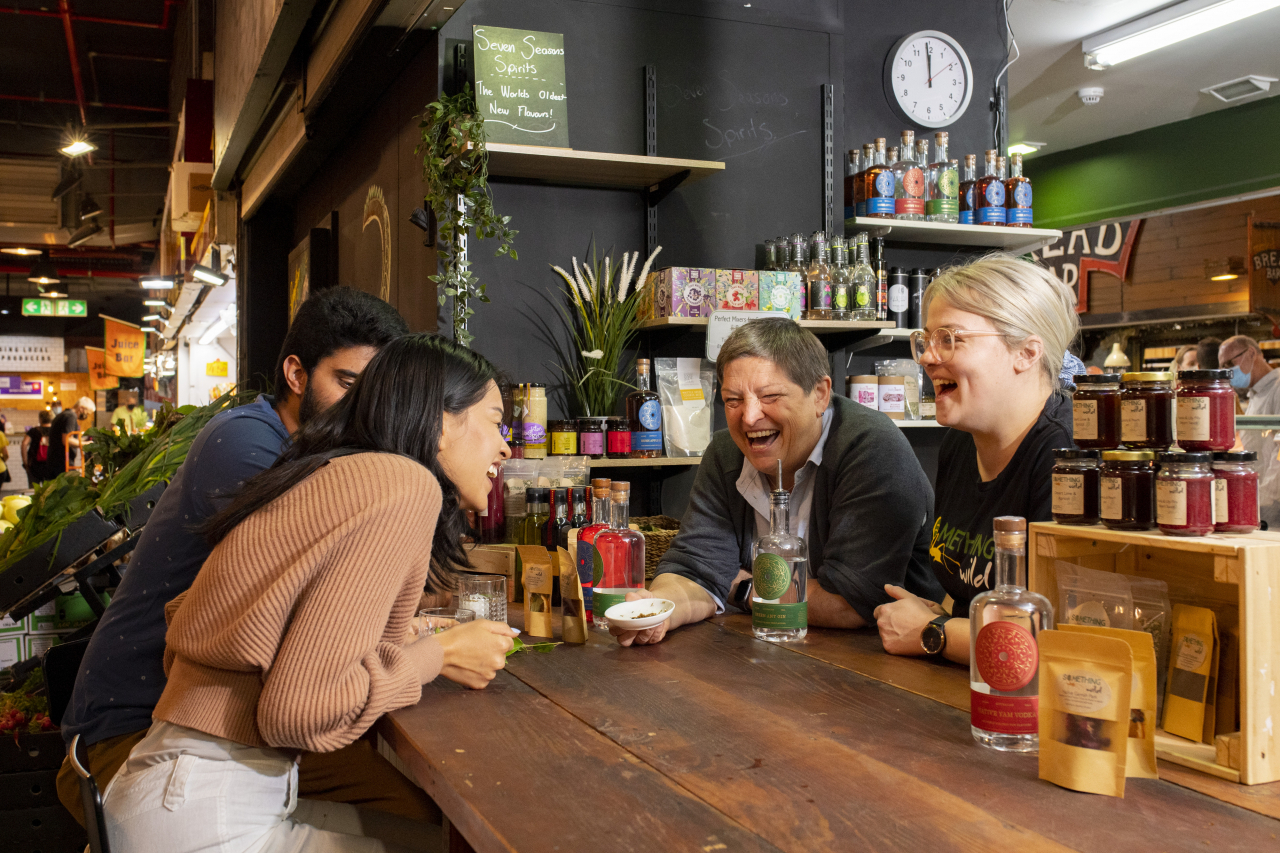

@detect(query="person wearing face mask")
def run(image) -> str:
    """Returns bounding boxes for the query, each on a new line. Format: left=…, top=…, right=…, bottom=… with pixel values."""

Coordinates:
left=1219, top=335, right=1280, bottom=528
left=609, top=318, right=943, bottom=647
left=875, top=255, right=1078, bottom=664
left=110, top=390, right=148, bottom=434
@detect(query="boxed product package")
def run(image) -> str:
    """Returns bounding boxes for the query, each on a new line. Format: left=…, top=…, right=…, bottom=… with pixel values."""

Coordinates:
left=0, top=636, right=21, bottom=673
left=646, top=268, right=714, bottom=318
left=0, top=613, right=25, bottom=634
left=519, top=545, right=555, bottom=639
left=655, top=358, right=714, bottom=457
left=27, top=601, right=59, bottom=634
left=758, top=271, right=803, bottom=319
left=715, top=269, right=759, bottom=311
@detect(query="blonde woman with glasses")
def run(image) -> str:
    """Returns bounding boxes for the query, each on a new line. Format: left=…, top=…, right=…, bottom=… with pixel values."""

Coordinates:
left=875, top=254, right=1078, bottom=664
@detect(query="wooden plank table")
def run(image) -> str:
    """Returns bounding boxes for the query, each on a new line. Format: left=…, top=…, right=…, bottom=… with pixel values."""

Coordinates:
left=379, top=616, right=1280, bottom=853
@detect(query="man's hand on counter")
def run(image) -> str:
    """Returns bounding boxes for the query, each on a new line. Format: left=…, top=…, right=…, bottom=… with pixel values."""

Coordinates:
left=610, top=574, right=716, bottom=647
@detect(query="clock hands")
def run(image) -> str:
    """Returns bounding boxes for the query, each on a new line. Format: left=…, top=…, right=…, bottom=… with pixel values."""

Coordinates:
left=928, top=61, right=955, bottom=86
left=926, top=43, right=932, bottom=88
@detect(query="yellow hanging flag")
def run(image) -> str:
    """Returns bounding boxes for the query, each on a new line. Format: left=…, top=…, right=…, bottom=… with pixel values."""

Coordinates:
left=86, top=345, right=119, bottom=390
left=103, top=315, right=146, bottom=378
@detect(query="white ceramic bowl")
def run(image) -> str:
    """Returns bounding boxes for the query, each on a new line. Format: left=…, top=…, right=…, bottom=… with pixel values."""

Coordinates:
left=602, top=598, right=676, bottom=631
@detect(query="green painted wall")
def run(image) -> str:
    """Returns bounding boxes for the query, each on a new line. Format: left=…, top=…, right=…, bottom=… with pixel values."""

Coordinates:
left=1026, top=94, right=1280, bottom=230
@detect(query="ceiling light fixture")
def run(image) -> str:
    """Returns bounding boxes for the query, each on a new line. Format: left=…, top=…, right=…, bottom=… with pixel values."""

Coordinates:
left=139, top=276, right=175, bottom=290
left=1, top=247, right=41, bottom=257
left=51, top=170, right=82, bottom=200
left=79, top=195, right=103, bottom=220
left=42, top=289, right=68, bottom=299
left=28, top=258, right=60, bottom=285
left=1083, top=0, right=1280, bottom=69
left=67, top=220, right=102, bottom=248
left=1008, top=141, right=1046, bottom=156
left=1201, top=74, right=1277, bottom=102
left=190, top=264, right=228, bottom=286
left=1205, top=256, right=1248, bottom=280
left=143, top=298, right=169, bottom=306
left=60, top=139, right=97, bottom=157
left=142, top=314, right=164, bottom=322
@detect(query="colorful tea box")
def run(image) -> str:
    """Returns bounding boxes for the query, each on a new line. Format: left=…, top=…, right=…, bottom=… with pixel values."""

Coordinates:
left=758, top=271, right=803, bottom=319
left=646, top=267, right=714, bottom=318
left=715, top=269, right=759, bottom=311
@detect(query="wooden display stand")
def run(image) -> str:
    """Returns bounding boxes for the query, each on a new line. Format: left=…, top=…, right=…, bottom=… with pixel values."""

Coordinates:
left=1028, top=522, right=1280, bottom=785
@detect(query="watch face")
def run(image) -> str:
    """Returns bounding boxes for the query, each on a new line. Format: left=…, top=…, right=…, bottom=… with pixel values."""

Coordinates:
left=886, top=31, right=973, bottom=129
left=922, top=622, right=946, bottom=655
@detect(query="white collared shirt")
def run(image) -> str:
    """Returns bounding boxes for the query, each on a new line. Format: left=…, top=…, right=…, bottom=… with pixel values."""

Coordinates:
left=737, top=406, right=834, bottom=546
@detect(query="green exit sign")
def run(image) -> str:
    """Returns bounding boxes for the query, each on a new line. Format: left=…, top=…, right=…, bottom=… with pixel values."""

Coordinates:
left=22, top=298, right=87, bottom=317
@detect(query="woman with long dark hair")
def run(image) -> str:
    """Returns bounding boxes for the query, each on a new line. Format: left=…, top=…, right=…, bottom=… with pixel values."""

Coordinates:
left=101, top=334, right=515, bottom=852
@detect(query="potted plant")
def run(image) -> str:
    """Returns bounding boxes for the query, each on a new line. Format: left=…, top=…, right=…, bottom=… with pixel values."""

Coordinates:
left=417, top=86, right=518, bottom=347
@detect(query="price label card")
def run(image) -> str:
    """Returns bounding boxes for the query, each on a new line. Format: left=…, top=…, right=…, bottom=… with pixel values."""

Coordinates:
left=705, top=309, right=788, bottom=361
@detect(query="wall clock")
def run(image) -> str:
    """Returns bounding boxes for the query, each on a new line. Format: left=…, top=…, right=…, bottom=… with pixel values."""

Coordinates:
left=883, top=30, right=974, bottom=129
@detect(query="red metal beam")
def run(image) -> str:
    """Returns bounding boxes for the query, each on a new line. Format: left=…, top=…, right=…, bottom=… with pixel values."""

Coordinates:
left=58, top=0, right=88, bottom=126
left=1, top=1, right=182, bottom=30
left=0, top=264, right=142, bottom=279
left=0, top=93, right=168, bottom=114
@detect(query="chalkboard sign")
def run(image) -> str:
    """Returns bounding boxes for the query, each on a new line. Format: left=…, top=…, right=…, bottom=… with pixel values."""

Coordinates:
left=473, top=25, right=569, bottom=148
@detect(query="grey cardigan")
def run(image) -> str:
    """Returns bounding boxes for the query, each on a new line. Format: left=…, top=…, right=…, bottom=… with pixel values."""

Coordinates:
left=656, top=395, right=944, bottom=621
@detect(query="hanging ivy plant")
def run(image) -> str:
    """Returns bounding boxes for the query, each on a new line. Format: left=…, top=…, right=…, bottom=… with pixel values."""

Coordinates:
left=417, top=85, right=517, bottom=347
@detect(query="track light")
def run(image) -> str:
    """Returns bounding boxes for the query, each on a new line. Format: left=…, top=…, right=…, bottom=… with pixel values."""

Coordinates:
left=67, top=221, right=102, bottom=248
left=139, top=276, right=175, bottom=290
left=79, top=195, right=103, bottom=221
left=52, top=170, right=82, bottom=200
left=190, top=264, right=228, bottom=286
left=60, top=139, right=96, bottom=157
left=143, top=298, right=168, bottom=306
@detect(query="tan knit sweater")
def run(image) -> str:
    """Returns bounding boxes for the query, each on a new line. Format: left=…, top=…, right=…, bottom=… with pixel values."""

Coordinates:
left=153, top=453, right=445, bottom=752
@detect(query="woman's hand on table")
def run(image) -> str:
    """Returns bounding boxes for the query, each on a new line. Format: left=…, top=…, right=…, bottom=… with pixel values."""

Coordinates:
left=436, top=619, right=519, bottom=689
left=874, top=584, right=944, bottom=656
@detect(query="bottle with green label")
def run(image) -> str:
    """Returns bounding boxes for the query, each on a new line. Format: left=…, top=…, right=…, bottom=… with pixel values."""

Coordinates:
left=751, top=460, right=808, bottom=641
left=850, top=232, right=876, bottom=321
left=829, top=235, right=851, bottom=321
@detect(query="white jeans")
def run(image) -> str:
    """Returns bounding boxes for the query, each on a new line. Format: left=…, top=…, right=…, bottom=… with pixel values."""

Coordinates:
left=103, top=722, right=439, bottom=853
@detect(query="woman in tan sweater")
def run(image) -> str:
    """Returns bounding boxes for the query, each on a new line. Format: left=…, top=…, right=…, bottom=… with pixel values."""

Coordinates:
left=101, top=334, right=516, bottom=852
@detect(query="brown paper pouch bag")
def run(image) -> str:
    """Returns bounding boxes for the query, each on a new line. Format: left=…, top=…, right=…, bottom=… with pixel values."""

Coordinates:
left=1162, top=604, right=1216, bottom=742
left=517, top=545, right=555, bottom=639
left=1039, top=630, right=1133, bottom=797
left=558, top=546, right=588, bottom=644
left=1059, top=625, right=1158, bottom=778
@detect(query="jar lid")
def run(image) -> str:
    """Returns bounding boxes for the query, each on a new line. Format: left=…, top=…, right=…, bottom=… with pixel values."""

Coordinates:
left=591, top=477, right=611, bottom=488
left=1101, top=450, right=1156, bottom=461
left=1177, top=369, right=1232, bottom=382
left=993, top=516, right=1026, bottom=533
left=1073, top=373, right=1123, bottom=384
left=1159, top=451, right=1212, bottom=464
left=1053, top=448, right=1100, bottom=460
left=548, top=420, right=571, bottom=429
left=526, top=382, right=547, bottom=389
left=577, top=416, right=607, bottom=426
left=606, top=417, right=627, bottom=426
left=1213, top=450, right=1258, bottom=463
left=1121, top=371, right=1173, bottom=382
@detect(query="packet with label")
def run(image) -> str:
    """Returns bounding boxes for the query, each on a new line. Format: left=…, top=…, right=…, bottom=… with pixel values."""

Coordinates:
left=1059, top=625, right=1158, bottom=778
left=1126, top=577, right=1171, bottom=716
left=558, top=546, right=588, bottom=644
left=1055, top=563, right=1134, bottom=630
left=518, top=545, right=555, bottom=639
left=1162, top=604, right=1217, bottom=743
left=1038, top=630, right=1134, bottom=797
left=655, top=358, right=714, bottom=457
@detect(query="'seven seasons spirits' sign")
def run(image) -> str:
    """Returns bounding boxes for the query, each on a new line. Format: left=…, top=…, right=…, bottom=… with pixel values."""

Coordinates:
left=473, top=26, right=568, bottom=148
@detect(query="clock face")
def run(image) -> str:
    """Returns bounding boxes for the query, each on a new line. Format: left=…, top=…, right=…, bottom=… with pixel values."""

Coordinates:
left=885, top=31, right=973, bottom=129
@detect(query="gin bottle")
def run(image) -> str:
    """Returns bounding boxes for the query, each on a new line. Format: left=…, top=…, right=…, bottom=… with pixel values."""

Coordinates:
left=626, top=358, right=662, bottom=459
left=802, top=231, right=832, bottom=320
left=842, top=149, right=860, bottom=221
left=958, top=154, right=978, bottom=224
left=1004, top=153, right=1033, bottom=228
left=974, top=150, right=1007, bottom=226
left=829, top=235, right=851, bottom=321
left=853, top=143, right=874, bottom=217
left=969, top=516, right=1053, bottom=753
left=575, top=479, right=612, bottom=620
left=752, top=460, right=808, bottom=642
left=850, top=232, right=876, bottom=321
left=926, top=132, right=959, bottom=223
left=892, top=131, right=925, bottom=221
left=592, top=481, right=645, bottom=629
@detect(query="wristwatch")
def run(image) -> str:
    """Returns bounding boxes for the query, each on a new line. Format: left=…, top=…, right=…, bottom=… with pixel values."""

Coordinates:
left=920, top=616, right=951, bottom=656
left=729, top=578, right=753, bottom=613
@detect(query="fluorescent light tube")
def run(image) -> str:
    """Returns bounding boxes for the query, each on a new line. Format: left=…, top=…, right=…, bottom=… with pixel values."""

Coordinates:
left=1084, top=0, right=1280, bottom=68
left=140, top=276, right=175, bottom=290
left=190, top=264, right=228, bottom=286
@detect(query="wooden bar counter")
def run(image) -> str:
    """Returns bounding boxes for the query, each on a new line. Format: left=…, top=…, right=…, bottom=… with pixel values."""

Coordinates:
left=378, top=615, right=1280, bottom=853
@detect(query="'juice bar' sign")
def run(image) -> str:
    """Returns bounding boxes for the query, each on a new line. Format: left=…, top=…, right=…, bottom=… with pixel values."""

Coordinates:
left=473, top=25, right=568, bottom=148
left=1025, top=219, right=1141, bottom=314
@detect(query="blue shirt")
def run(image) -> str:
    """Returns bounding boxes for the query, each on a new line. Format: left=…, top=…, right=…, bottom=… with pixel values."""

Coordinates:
left=62, top=396, right=292, bottom=746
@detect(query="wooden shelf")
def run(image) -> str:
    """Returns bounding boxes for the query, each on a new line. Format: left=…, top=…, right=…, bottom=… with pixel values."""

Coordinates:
left=844, top=216, right=1062, bottom=254
left=586, top=457, right=701, bottom=468
left=485, top=143, right=724, bottom=191
left=638, top=316, right=894, bottom=333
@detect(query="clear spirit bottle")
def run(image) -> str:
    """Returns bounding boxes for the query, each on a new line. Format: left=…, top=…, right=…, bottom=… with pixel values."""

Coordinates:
left=850, top=232, right=877, bottom=321
left=974, top=149, right=1007, bottom=226
left=763, top=239, right=778, bottom=271
left=575, top=479, right=612, bottom=621
left=592, top=481, right=645, bottom=629
left=626, top=358, right=662, bottom=458
left=926, top=132, right=959, bottom=223
left=519, top=487, right=550, bottom=547
left=958, top=154, right=978, bottom=225
left=916, top=138, right=932, bottom=215
left=842, top=149, right=860, bottom=221
left=752, top=460, right=808, bottom=641
left=802, top=231, right=832, bottom=320
left=829, top=235, right=851, bottom=321
left=775, top=235, right=791, bottom=271
left=892, top=131, right=925, bottom=221
left=787, top=233, right=807, bottom=274
left=862, top=138, right=894, bottom=219
left=969, top=516, right=1054, bottom=752
left=1004, top=152, right=1033, bottom=228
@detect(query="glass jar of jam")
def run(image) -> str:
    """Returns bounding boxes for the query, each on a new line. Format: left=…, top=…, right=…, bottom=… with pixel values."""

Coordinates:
left=1071, top=374, right=1123, bottom=450
left=577, top=417, right=606, bottom=459
left=606, top=417, right=632, bottom=458
left=1052, top=448, right=1100, bottom=525
left=1156, top=451, right=1214, bottom=536
left=1120, top=372, right=1174, bottom=450
left=548, top=420, right=578, bottom=456
left=1176, top=369, right=1235, bottom=452
left=1100, top=450, right=1156, bottom=531
left=1213, top=450, right=1259, bottom=534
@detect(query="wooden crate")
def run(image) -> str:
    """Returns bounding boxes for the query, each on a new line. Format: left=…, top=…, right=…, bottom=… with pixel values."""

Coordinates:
left=1028, top=522, right=1280, bottom=785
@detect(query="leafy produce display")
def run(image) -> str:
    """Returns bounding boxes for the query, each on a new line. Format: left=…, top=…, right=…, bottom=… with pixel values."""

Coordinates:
left=0, top=390, right=250, bottom=577
left=0, top=668, right=54, bottom=743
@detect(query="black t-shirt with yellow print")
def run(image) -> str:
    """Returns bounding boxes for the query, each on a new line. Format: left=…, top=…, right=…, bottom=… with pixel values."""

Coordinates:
left=930, top=391, right=1074, bottom=614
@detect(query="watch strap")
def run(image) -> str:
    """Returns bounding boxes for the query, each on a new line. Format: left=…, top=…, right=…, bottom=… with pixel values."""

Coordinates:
left=921, top=615, right=951, bottom=656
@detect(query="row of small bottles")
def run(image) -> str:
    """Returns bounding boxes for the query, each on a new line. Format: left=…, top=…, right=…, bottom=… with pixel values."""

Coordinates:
left=763, top=231, right=886, bottom=321
left=844, top=130, right=1033, bottom=228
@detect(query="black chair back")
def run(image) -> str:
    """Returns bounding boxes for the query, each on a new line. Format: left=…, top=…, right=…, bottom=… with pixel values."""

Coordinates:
left=70, top=734, right=111, bottom=853
left=43, top=637, right=90, bottom=727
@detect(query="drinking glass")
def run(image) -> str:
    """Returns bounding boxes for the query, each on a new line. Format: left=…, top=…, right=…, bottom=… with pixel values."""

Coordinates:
left=416, top=607, right=475, bottom=636
left=455, top=574, right=508, bottom=624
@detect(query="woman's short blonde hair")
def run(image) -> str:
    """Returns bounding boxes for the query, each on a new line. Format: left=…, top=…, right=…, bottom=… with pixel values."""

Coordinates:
left=923, top=254, right=1079, bottom=389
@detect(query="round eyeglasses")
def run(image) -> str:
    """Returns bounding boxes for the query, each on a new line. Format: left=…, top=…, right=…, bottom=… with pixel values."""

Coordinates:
left=909, top=328, right=1012, bottom=364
